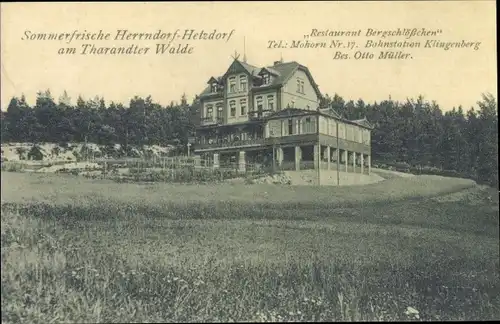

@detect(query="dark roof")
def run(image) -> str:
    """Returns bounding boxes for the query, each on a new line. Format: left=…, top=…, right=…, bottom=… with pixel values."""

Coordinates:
left=266, top=108, right=316, bottom=120
left=239, top=61, right=260, bottom=76
left=207, top=77, right=218, bottom=84
left=199, top=85, right=219, bottom=97
left=199, top=59, right=322, bottom=98
left=259, top=67, right=281, bottom=76
left=265, top=107, right=374, bottom=129
left=267, top=62, right=298, bottom=84
left=350, top=117, right=375, bottom=129
left=319, top=107, right=342, bottom=119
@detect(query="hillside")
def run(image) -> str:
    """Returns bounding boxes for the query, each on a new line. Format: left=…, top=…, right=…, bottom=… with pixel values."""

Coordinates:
left=1, top=171, right=498, bottom=322
left=1, top=142, right=175, bottom=162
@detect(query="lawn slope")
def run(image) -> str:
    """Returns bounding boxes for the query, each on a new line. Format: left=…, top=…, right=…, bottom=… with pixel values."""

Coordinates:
left=1, top=172, right=499, bottom=322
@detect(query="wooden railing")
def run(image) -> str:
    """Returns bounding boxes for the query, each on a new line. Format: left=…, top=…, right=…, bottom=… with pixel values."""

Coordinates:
left=248, top=109, right=273, bottom=119
left=200, top=117, right=224, bottom=126
left=300, top=161, right=315, bottom=170
left=195, top=138, right=267, bottom=150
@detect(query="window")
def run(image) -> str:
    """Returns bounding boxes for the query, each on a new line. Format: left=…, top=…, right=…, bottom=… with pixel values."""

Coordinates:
left=239, top=75, right=247, bottom=92
left=256, top=96, right=263, bottom=112
left=263, top=73, right=271, bottom=85
left=206, top=105, right=213, bottom=118
left=228, top=77, right=236, bottom=93
left=304, top=117, right=311, bottom=133
left=288, top=119, right=293, bottom=135
left=338, top=124, right=345, bottom=139
left=229, top=100, right=236, bottom=117
left=216, top=103, right=223, bottom=119
left=240, top=99, right=247, bottom=116
left=296, top=79, right=304, bottom=93
left=331, top=120, right=337, bottom=136
left=211, top=82, right=218, bottom=93
left=267, top=95, right=274, bottom=111
left=355, top=127, right=361, bottom=143
left=364, top=130, right=371, bottom=144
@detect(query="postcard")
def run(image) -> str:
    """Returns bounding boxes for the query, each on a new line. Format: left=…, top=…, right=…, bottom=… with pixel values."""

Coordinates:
left=1, top=1, right=498, bottom=323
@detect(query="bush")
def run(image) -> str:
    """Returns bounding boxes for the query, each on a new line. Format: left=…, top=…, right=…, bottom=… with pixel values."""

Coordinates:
left=1, top=162, right=25, bottom=172
left=107, top=165, right=268, bottom=184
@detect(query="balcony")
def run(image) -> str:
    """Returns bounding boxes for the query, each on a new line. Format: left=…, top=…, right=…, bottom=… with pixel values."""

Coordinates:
left=248, top=109, right=274, bottom=120
left=195, top=137, right=268, bottom=151
left=200, top=117, right=223, bottom=126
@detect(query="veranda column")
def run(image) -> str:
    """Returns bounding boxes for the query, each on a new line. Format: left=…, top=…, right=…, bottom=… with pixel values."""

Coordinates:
left=343, top=150, right=348, bottom=172
left=314, top=144, right=320, bottom=169
left=325, top=146, right=331, bottom=170
left=276, top=147, right=284, bottom=166
left=238, top=151, right=246, bottom=172
left=352, top=152, right=357, bottom=173
left=360, top=153, right=364, bottom=174
left=368, top=155, right=371, bottom=175
left=213, top=153, right=220, bottom=169
left=334, top=148, right=340, bottom=171
left=295, top=146, right=301, bottom=171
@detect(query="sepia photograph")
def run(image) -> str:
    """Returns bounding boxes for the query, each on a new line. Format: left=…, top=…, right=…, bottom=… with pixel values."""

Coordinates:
left=1, top=1, right=498, bottom=322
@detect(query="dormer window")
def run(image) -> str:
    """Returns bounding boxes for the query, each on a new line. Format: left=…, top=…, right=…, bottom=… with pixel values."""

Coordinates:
left=207, top=77, right=220, bottom=93
left=263, top=73, right=271, bottom=85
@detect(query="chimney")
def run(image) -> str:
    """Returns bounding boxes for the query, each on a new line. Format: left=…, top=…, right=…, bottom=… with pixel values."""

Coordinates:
left=273, top=60, right=281, bottom=66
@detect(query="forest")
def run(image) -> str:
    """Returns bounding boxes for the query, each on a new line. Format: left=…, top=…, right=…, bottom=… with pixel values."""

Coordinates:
left=1, top=90, right=497, bottom=187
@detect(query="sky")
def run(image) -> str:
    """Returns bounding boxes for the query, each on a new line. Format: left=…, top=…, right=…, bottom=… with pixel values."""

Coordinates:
left=1, top=1, right=497, bottom=111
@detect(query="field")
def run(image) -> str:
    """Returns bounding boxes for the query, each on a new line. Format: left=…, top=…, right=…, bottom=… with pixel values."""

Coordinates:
left=1, top=171, right=499, bottom=322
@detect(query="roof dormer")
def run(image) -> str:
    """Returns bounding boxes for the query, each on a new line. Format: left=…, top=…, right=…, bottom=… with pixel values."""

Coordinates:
left=257, top=68, right=279, bottom=86
left=207, top=77, right=221, bottom=93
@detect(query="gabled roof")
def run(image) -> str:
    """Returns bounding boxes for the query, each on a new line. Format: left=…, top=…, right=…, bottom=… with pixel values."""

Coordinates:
left=350, top=117, right=375, bottom=130
left=207, top=77, right=218, bottom=84
left=319, top=107, right=342, bottom=119
left=259, top=67, right=281, bottom=76
left=266, top=61, right=322, bottom=98
left=221, top=59, right=260, bottom=80
left=266, top=61, right=299, bottom=86
left=239, top=61, right=261, bottom=76
left=200, top=58, right=323, bottom=98
left=265, top=107, right=375, bottom=130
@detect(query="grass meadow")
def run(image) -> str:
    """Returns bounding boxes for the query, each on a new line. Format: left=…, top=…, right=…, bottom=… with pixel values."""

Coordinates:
left=1, top=172, right=499, bottom=322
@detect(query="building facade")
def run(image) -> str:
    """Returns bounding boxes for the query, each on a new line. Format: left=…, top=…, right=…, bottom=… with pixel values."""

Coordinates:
left=193, top=58, right=374, bottom=174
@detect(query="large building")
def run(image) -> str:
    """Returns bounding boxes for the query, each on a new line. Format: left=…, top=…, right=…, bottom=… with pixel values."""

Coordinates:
left=193, top=58, right=374, bottom=174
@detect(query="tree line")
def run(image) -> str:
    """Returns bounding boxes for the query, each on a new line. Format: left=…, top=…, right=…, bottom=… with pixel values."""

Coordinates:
left=1, top=90, right=198, bottom=148
left=321, top=93, right=498, bottom=187
left=1, top=90, right=497, bottom=187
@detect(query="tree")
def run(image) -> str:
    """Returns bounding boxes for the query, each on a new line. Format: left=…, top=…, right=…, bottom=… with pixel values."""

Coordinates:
left=58, top=90, right=72, bottom=107
left=476, top=93, right=498, bottom=186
